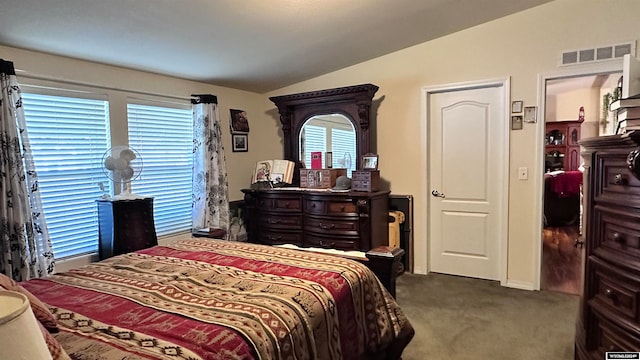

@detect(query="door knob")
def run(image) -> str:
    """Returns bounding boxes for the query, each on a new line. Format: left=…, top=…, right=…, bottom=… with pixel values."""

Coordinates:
left=431, top=190, right=445, bottom=198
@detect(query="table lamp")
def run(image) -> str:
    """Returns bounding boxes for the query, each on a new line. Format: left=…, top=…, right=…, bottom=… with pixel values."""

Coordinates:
left=0, top=290, right=52, bottom=359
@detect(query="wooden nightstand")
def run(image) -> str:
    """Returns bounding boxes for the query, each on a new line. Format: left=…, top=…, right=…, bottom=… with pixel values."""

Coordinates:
left=97, top=198, right=158, bottom=260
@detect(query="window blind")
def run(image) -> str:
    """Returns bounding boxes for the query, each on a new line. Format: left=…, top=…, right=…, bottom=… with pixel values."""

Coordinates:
left=127, top=103, right=193, bottom=236
left=302, top=125, right=327, bottom=167
left=331, top=128, right=356, bottom=175
left=21, top=92, right=111, bottom=259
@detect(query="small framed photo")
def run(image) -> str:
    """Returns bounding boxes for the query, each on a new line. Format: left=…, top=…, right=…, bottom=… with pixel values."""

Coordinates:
left=511, top=115, right=523, bottom=130
left=232, top=134, right=248, bottom=152
left=524, top=106, right=537, bottom=123
left=361, top=153, right=379, bottom=170
left=511, top=100, right=523, bottom=113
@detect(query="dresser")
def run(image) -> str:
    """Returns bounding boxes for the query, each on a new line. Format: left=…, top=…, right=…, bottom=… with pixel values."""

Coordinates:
left=241, top=189, right=390, bottom=251
left=576, top=133, right=640, bottom=358
left=545, top=119, right=584, bottom=172
left=97, top=198, right=158, bottom=260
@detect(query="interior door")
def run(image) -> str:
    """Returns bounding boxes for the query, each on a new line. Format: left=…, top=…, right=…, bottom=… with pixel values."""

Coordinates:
left=428, top=84, right=506, bottom=280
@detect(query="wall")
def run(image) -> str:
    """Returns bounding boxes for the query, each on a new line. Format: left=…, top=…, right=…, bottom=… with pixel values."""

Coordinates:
left=263, top=0, right=640, bottom=287
left=0, top=45, right=280, bottom=201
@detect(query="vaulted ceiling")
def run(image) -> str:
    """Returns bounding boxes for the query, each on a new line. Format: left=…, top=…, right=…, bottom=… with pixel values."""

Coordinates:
left=0, top=0, right=552, bottom=93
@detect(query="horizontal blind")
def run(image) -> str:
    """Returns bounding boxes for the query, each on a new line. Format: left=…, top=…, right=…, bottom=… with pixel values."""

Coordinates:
left=22, top=93, right=111, bottom=259
left=301, top=125, right=327, bottom=167
left=331, top=128, right=356, bottom=175
left=127, top=103, right=193, bottom=236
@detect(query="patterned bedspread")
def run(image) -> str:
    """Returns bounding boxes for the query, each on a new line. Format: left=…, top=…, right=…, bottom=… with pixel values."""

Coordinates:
left=23, top=239, right=414, bottom=360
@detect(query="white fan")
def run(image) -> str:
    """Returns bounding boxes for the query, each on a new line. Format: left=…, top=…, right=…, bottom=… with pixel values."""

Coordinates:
left=102, top=146, right=143, bottom=200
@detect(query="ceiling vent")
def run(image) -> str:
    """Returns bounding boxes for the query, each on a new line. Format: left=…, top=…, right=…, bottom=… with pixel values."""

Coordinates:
left=560, top=41, right=636, bottom=66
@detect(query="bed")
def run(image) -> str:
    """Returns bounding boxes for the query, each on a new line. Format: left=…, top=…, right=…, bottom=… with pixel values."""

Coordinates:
left=21, top=238, right=414, bottom=359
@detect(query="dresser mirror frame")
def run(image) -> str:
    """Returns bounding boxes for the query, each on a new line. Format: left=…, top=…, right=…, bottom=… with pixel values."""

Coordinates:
left=269, top=83, right=379, bottom=170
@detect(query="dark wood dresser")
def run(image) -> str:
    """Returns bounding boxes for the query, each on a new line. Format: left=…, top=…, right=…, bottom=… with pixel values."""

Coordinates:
left=241, top=189, right=390, bottom=251
left=97, top=198, right=158, bottom=260
left=576, top=133, right=640, bottom=358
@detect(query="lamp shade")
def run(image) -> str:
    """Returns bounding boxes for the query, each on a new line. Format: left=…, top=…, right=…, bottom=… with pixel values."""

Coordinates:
left=0, top=290, right=52, bottom=360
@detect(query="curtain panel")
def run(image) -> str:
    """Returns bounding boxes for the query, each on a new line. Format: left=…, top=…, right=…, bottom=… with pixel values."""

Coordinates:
left=0, top=59, right=54, bottom=280
left=191, top=95, right=230, bottom=236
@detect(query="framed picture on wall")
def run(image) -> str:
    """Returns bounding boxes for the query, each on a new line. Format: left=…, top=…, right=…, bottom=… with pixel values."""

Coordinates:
left=232, top=134, right=248, bottom=152
left=511, top=100, right=523, bottom=113
left=511, top=115, right=523, bottom=130
left=524, top=106, right=537, bottom=123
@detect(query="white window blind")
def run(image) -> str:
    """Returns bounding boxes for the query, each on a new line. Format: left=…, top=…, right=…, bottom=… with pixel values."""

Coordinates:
left=331, top=128, right=356, bottom=175
left=22, top=92, right=111, bottom=259
left=127, top=102, right=193, bottom=236
left=302, top=125, right=327, bottom=167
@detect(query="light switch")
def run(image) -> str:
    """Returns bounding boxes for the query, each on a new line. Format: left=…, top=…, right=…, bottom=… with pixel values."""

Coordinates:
left=518, top=167, right=528, bottom=180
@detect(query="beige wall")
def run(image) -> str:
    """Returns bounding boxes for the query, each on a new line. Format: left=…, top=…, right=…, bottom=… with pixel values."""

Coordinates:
left=264, top=0, right=640, bottom=287
left=0, top=45, right=279, bottom=201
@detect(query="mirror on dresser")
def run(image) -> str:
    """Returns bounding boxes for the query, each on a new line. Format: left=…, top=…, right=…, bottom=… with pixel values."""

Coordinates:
left=269, top=83, right=378, bottom=172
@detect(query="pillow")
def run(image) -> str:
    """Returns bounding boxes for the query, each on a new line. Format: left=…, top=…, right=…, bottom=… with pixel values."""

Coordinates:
left=0, top=273, right=59, bottom=333
left=38, top=322, right=71, bottom=360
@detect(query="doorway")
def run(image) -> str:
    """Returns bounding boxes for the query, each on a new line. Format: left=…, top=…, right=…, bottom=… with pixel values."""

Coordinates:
left=425, top=79, right=509, bottom=283
left=540, top=73, right=621, bottom=295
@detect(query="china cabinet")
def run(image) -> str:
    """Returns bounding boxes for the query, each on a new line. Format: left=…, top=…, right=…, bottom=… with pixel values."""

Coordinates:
left=545, top=119, right=584, bottom=172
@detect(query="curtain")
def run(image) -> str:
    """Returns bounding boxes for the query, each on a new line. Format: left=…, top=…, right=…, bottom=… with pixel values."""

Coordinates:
left=191, top=95, right=230, bottom=236
left=0, top=59, right=54, bottom=280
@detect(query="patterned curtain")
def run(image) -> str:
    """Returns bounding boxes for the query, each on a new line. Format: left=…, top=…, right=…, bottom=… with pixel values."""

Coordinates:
left=0, top=59, right=55, bottom=280
left=191, top=95, right=230, bottom=236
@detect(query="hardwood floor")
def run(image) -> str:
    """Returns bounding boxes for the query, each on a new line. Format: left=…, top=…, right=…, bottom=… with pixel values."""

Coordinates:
left=541, top=226, right=582, bottom=295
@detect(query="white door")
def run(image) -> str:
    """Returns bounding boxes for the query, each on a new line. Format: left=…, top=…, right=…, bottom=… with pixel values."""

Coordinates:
left=428, top=83, right=507, bottom=281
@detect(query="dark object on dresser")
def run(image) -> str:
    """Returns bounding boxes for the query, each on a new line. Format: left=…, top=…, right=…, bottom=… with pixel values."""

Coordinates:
left=241, top=189, right=403, bottom=295
left=575, top=132, right=640, bottom=359
left=352, top=170, right=380, bottom=192
left=97, top=198, right=158, bottom=260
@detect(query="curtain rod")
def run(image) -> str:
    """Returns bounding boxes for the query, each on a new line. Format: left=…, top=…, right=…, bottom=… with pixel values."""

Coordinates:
left=15, top=69, right=193, bottom=102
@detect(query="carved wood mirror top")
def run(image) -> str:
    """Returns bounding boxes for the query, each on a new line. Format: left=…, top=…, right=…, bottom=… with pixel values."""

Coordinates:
left=269, top=83, right=378, bottom=171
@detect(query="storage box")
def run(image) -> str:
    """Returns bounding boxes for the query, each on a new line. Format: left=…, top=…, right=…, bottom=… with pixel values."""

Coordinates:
left=351, top=170, right=380, bottom=192
left=300, top=168, right=347, bottom=188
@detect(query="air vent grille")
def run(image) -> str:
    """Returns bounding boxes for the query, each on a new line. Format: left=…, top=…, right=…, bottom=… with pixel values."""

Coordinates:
left=560, top=41, right=636, bottom=66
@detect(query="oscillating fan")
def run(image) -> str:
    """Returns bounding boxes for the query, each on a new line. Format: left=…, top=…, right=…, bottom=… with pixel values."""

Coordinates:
left=102, top=146, right=143, bottom=200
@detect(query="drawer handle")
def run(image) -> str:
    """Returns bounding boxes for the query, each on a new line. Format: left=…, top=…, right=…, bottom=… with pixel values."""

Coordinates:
left=604, top=288, right=614, bottom=298
left=319, top=223, right=335, bottom=230
left=610, top=232, right=625, bottom=244
left=268, top=219, right=281, bottom=224
left=267, top=235, right=282, bottom=241
left=319, top=240, right=335, bottom=248
left=340, top=205, right=345, bottom=211
left=284, top=202, right=290, bottom=208
left=613, top=173, right=627, bottom=185
left=311, top=203, right=316, bottom=208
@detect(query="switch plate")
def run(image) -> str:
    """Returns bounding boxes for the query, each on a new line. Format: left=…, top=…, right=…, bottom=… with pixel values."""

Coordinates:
left=518, top=167, right=528, bottom=180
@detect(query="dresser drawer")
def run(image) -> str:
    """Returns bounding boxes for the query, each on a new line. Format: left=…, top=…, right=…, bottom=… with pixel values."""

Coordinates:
left=304, top=198, right=359, bottom=215
left=259, top=214, right=302, bottom=230
left=593, top=205, right=640, bottom=262
left=259, top=231, right=303, bottom=246
left=589, top=256, right=640, bottom=323
left=257, top=196, right=302, bottom=212
left=594, top=151, right=640, bottom=203
left=588, top=306, right=640, bottom=355
left=305, top=234, right=358, bottom=251
left=304, top=216, right=358, bottom=235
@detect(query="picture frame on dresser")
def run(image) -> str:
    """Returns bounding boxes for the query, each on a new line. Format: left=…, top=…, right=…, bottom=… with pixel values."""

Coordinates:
left=361, top=153, right=379, bottom=170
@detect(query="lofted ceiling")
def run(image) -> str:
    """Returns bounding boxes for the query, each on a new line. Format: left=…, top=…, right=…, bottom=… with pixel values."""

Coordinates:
left=0, top=0, right=552, bottom=93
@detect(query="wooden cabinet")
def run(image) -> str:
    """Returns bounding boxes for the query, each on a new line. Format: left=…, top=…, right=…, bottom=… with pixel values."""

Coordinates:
left=97, top=198, right=158, bottom=260
left=545, top=119, right=583, bottom=172
left=242, top=189, right=390, bottom=251
left=576, top=134, right=640, bottom=359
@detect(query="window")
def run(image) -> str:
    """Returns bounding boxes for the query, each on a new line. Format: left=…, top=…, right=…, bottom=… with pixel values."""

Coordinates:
left=127, top=102, right=193, bottom=236
left=331, top=128, right=356, bottom=175
left=22, top=92, right=111, bottom=259
left=301, top=125, right=327, bottom=167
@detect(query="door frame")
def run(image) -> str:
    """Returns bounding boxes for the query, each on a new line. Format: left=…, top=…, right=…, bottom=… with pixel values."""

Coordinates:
left=421, top=77, right=510, bottom=286
left=533, top=61, right=624, bottom=290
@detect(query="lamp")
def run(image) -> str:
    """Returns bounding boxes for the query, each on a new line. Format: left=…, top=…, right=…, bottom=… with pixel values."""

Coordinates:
left=0, top=290, right=52, bottom=360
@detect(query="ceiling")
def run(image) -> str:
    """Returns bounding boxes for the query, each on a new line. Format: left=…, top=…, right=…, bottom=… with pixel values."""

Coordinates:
left=0, top=0, right=552, bottom=93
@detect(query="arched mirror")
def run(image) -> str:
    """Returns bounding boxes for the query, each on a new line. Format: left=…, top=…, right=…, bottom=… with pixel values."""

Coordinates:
left=299, top=114, right=356, bottom=174
left=269, top=83, right=378, bottom=176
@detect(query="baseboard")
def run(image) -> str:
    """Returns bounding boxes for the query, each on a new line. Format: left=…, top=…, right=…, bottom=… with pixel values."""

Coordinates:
left=505, top=279, right=536, bottom=291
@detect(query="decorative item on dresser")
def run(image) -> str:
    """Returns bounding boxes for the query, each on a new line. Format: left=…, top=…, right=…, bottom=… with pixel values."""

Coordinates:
left=96, top=197, right=158, bottom=260
left=575, top=131, right=640, bottom=358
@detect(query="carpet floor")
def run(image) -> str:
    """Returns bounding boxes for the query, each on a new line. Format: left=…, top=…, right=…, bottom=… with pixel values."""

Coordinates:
left=396, top=273, right=579, bottom=360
